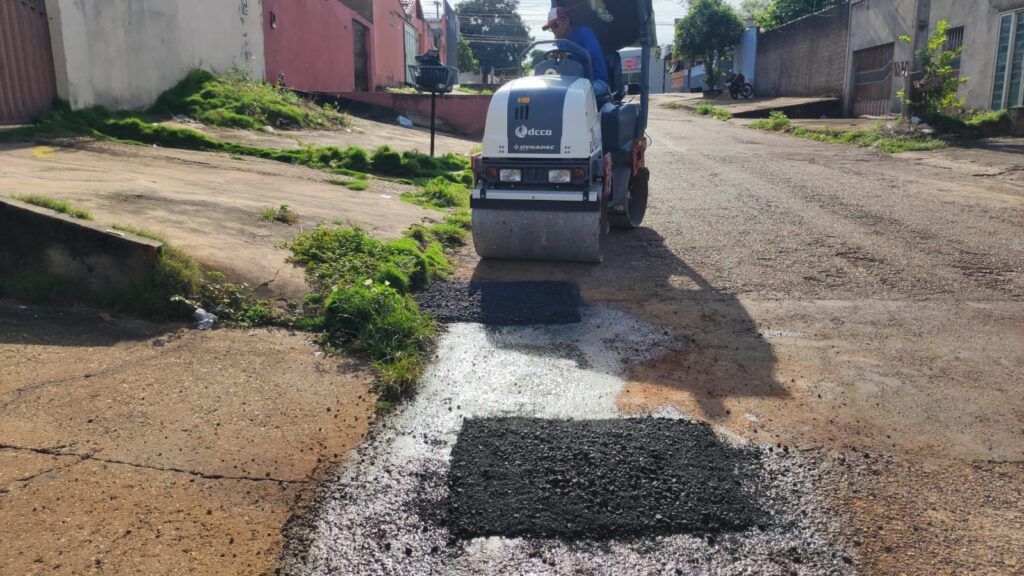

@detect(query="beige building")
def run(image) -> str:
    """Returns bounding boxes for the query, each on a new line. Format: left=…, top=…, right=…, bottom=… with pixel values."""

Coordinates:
left=44, top=0, right=265, bottom=110
left=846, top=0, right=1024, bottom=115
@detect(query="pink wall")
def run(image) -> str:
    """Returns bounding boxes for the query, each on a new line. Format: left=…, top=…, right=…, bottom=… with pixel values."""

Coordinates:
left=263, top=0, right=373, bottom=93
left=373, top=0, right=408, bottom=89
left=337, top=92, right=491, bottom=138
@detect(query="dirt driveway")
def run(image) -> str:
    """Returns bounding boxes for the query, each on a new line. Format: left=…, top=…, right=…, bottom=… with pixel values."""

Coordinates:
left=0, top=140, right=436, bottom=299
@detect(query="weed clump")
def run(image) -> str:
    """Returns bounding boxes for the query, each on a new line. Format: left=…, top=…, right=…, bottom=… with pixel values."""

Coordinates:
left=401, top=177, right=470, bottom=210
left=695, top=102, right=732, bottom=121
left=259, top=204, right=299, bottom=225
left=150, top=69, right=347, bottom=130
left=11, top=194, right=93, bottom=220
left=749, top=110, right=791, bottom=131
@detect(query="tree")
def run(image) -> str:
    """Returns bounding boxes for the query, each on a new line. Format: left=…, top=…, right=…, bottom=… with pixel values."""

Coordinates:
left=738, top=0, right=770, bottom=21
left=674, top=0, right=744, bottom=91
left=457, top=38, right=480, bottom=73
left=456, top=0, right=532, bottom=80
left=898, top=20, right=968, bottom=118
left=755, top=0, right=841, bottom=30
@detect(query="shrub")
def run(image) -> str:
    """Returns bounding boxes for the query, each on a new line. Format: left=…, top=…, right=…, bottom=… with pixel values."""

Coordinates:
left=371, top=145, right=405, bottom=175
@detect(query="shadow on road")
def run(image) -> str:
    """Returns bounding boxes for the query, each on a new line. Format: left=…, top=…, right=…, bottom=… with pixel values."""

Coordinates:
left=0, top=300, right=176, bottom=347
left=469, top=227, right=788, bottom=420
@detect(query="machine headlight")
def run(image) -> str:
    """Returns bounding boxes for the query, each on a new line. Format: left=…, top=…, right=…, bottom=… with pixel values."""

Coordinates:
left=499, top=169, right=522, bottom=182
left=548, top=169, right=572, bottom=184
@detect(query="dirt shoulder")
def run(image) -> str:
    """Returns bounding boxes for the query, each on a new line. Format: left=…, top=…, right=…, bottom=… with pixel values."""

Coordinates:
left=0, top=302, right=374, bottom=575
left=162, top=113, right=477, bottom=157
left=0, top=140, right=437, bottom=300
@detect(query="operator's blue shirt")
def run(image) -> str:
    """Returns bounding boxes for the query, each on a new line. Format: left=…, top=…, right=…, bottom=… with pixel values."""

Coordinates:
left=560, top=26, right=609, bottom=85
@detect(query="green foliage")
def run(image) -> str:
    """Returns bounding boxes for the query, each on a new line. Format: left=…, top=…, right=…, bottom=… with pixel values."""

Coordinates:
left=259, top=204, right=299, bottom=224
left=739, top=0, right=771, bottom=21
left=457, top=0, right=532, bottom=78
left=457, top=38, right=480, bottom=72
left=749, top=110, right=791, bottom=130
left=675, top=0, right=744, bottom=91
left=400, top=176, right=470, bottom=210
left=150, top=69, right=347, bottom=130
left=11, top=194, right=92, bottom=220
left=694, top=102, right=733, bottom=121
left=897, top=20, right=969, bottom=118
left=371, top=145, right=405, bottom=174
left=755, top=0, right=841, bottom=30
left=322, top=281, right=434, bottom=401
left=788, top=124, right=947, bottom=153
left=345, top=180, right=369, bottom=191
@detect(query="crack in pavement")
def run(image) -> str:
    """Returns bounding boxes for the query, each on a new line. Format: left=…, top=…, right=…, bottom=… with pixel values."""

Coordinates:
left=0, top=443, right=308, bottom=485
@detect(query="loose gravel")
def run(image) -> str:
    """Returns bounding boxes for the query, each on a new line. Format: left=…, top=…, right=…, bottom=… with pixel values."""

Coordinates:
left=414, top=281, right=582, bottom=324
left=279, top=307, right=858, bottom=575
left=443, top=417, right=764, bottom=540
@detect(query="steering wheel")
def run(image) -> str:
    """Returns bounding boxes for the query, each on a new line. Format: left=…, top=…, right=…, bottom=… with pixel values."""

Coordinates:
left=543, top=49, right=574, bottom=63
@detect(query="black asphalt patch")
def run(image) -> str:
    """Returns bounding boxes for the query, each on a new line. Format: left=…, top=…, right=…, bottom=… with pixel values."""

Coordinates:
left=440, top=417, right=764, bottom=540
left=414, top=281, right=582, bottom=325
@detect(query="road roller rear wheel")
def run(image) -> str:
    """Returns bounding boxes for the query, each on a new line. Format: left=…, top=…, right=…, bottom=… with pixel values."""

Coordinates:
left=609, top=168, right=649, bottom=229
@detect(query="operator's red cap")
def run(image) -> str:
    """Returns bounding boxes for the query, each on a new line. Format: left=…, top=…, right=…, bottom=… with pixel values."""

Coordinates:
left=542, top=7, right=569, bottom=31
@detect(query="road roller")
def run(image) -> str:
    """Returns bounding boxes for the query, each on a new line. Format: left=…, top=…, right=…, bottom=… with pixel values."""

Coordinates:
left=471, top=0, right=655, bottom=263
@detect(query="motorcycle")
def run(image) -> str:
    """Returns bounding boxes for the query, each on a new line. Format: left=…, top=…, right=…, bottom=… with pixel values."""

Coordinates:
left=725, top=73, right=754, bottom=99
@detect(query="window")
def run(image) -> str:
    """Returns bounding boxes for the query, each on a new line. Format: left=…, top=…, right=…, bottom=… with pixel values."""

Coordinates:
left=945, top=25, right=963, bottom=75
left=993, top=10, right=1024, bottom=110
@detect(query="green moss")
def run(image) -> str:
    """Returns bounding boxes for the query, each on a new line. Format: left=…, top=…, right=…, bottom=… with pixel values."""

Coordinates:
left=11, top=194, right=93, bottom=220
left=149, top=69, right=347, bottom=130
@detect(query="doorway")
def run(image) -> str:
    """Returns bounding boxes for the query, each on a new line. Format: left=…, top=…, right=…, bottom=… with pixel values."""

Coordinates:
left=353, top=20, right=370, bottom=91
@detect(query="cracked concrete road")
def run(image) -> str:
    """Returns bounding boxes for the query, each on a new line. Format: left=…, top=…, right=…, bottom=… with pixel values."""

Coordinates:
left=451, top=102, right=1024, bottom=574
left=0, top=303, right=375, bottom=575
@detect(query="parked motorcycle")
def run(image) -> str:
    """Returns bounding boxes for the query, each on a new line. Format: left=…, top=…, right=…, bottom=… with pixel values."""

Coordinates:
left=725, top=72, right=754, bottom=99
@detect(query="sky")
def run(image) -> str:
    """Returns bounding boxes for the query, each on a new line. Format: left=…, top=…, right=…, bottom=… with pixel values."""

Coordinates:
left=446, top=0, right=743, bottom=47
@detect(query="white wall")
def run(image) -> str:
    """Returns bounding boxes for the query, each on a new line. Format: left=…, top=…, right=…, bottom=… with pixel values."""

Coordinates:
left=45, top=0, right=265, bottom=110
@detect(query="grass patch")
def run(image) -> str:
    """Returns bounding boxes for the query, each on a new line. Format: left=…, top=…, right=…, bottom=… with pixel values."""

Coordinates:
left=400, top=176, right=470, bottom=210
left=259, top=204, right=299, bottom=225
left=284, top=218, right=467, bottom=402
left=150, top=69, right=347, bottom=130
left=345, top=181, right=369, bottom=191
left=749, top=110, right=791, bottom=131
left=694, top=102, right=732, bottom=121
left=455, top=87, right=494, bottom=96
left=747, top=111, right=947, bottom=154
left=11, top=194, right=93, bottom=220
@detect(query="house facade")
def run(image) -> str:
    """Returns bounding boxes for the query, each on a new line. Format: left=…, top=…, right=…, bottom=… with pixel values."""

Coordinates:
left=846, top=0, right=1024, bottom=115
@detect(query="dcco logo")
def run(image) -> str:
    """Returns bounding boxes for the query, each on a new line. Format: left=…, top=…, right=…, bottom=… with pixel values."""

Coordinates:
left=515, top=125, right=553, bottom=138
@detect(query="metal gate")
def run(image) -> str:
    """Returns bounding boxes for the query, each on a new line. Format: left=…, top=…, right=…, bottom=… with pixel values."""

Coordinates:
left=0, top=0, right=57, bottom=125
left=852, top=43, right=894, bottom=117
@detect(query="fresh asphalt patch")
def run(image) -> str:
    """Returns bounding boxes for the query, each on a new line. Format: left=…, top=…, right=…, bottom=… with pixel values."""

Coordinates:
left=414, top=281, right=582, bottom=325
left=439, top=417, right=764, bottom=540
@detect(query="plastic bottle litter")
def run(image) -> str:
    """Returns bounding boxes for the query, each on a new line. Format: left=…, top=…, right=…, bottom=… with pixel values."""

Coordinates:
left=397, top=116, right=414, bottom=128
left=194, top=308, right=217, bottom=330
